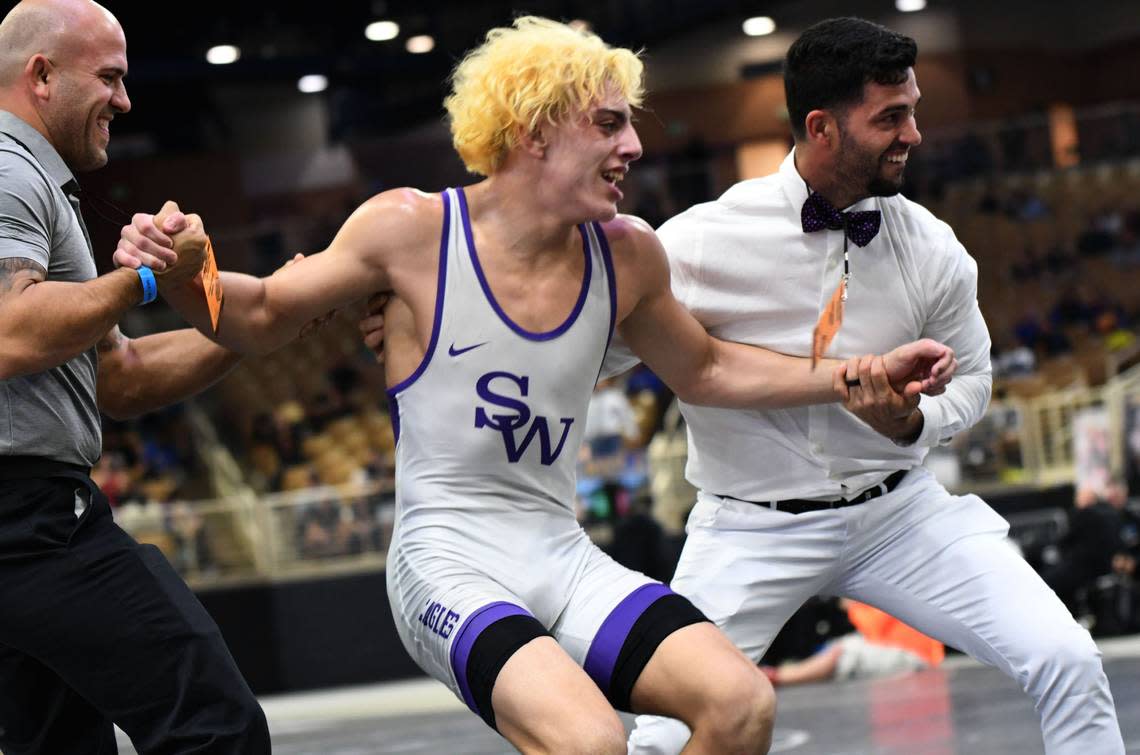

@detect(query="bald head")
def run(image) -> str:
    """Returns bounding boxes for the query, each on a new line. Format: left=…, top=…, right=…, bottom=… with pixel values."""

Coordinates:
left=0, top=0, right=129, bottom=172
left=0, top=0, right=121, bottom=87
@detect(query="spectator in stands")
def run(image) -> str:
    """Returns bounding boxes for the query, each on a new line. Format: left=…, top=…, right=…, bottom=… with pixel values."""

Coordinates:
left=1128, top=407, right=1140, bottom=493
left=607, top=493, right=678, bottom=584
left=977, top=184, right=1001, bottom=215
left=166, top=501, right=214, bottom=575
left=581, top=377, right=642, bottom=520
left=1050, top=284, right=1097, bottom=331
left=1009, top=245, right=1042, bottom=283
left=1078, top=208, right=1124, bottom=256
left=275, top=400, right=310, bottom=467
left=247, top=411, right=285, bottom=491
left=1110, top=220, right=1140, bottom=269
left=1042, top=241, right=1078, bottom=277
left=991, top=338, right=1036, bottom=378
left=954, top=130, right=993, bottom=179
left=308, top=363, right=361, bottom=430
left=1014, top=306, right=1072, bottom=358
left=1042, top=480, right=1137, bottom=617
left=1007, top=188, right=1049, bottom=222
left=344, top=496, right=384, bottom=554
left=297, top=497, right=355, bottom=559
left=584, top=378, right=639, bottom=455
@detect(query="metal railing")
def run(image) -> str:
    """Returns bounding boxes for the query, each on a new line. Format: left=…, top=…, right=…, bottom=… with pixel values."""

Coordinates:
left=116, top=479, right=395, bottom=589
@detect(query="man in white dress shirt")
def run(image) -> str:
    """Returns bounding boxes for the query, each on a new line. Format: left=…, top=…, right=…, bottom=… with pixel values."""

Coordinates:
left=624, top=17, right=1124, bottom=754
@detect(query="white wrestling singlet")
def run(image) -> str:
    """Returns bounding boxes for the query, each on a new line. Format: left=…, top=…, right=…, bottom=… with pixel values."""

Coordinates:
left=386, top=188, right=697, bottom=728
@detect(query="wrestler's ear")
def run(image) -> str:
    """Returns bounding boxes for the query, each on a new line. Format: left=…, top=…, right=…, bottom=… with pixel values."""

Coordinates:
left=804, top=110, right=837, bottom=150
left=519, top=125, right=547, bottom=159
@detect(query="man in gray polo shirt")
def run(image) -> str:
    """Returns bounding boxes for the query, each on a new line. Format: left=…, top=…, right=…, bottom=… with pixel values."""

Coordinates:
left=0, top=0, right=270, bottom=752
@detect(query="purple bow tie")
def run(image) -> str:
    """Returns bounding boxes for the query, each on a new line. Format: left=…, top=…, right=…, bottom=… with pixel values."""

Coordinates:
left=801, top=191, right=881, bottom=247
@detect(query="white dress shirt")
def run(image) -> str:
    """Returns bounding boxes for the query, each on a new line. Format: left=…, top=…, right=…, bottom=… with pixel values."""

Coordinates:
left=606, top=150, right=992, bottom=501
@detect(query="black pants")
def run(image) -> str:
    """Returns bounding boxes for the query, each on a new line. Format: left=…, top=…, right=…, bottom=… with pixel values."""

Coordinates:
left=0, top=468, right=270, bottom=754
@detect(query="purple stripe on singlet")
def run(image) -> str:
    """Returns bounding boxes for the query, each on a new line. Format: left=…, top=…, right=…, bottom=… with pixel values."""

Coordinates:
left=456, top=185, right=592, bottom=341
left=385, top=188, right=452, bottom=444
left=583, top=582, right=673, bottom=693
left=450, top=601, right=531, bottom=715
left=592, top=221, right=618, bottom=383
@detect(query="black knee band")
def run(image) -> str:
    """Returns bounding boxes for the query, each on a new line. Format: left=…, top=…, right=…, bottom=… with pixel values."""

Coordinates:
left=465, top=613, right=550, bottom=730
left=608, top=593, right=708, bottom=711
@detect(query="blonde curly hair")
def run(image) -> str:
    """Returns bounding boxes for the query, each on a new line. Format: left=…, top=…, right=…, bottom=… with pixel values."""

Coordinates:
left=445, top=16, right=644, bottom=176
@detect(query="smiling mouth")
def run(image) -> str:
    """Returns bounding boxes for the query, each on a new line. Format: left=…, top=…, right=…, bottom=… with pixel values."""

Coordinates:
left=884, top=152, right=908, bottom=165
left=601, top=168, right=625, bottom=185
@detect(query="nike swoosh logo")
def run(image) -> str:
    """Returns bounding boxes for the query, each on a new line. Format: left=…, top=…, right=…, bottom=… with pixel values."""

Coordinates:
left=448, top=341, right=487, bottom=357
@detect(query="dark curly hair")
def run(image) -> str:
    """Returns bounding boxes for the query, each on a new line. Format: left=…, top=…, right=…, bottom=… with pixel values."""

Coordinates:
left=784, top=17, right=917, bottom=139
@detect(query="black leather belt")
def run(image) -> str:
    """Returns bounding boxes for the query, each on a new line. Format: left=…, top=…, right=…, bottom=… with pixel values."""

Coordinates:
left=0, top=455, right=91, bottom=481
left=719, top=469, right=910, bottom=515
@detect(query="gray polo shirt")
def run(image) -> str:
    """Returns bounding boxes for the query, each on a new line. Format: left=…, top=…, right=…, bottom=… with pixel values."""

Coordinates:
left=0, top=110, right=101, bottom=466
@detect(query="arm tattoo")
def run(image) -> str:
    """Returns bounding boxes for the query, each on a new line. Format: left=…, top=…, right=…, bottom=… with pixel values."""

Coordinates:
left=0, top=257, right=47, bottom=294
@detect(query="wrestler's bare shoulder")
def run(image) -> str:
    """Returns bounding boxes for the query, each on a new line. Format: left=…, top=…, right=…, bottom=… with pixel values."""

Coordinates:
left=354, top=188, right=443, bottom=233
left=340, top=188, right=446, bottom=263
left=599, top=213, right=666, bottom=263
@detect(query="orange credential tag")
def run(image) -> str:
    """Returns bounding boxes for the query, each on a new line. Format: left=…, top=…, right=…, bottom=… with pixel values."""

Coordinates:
left=201, top=237, right=224, bottom=333
left=811, top=277, right=845, bottom=369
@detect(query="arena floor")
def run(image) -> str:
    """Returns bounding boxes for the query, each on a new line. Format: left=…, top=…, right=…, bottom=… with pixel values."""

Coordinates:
left=118, top=636, right=1140, bottom=754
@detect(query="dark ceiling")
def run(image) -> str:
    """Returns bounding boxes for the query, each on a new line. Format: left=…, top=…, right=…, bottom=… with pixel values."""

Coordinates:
left=98, top=0, right=767, bottom=147
left=6, top=0, right=1127, bottom=153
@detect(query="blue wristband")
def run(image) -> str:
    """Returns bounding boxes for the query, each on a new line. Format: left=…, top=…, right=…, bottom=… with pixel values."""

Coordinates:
left=136, top=265, right=157, bottom=305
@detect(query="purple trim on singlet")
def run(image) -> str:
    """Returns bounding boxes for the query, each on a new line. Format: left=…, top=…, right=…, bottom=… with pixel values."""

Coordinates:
left=384, top=189, right=452, bottom=443
left=450, top=601, right=532, bottom=715
left=592, top=221, right=618, bottom=381
left=455, top=186, right=592, bottom=341
left=583, top=582, right=673, bottom=692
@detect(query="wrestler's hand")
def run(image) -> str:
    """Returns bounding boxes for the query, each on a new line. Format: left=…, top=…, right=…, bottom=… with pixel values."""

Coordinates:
left=278, top=253, right=339, bottom=337
left=881, top=338, right=957, bottom=397
left=113, top=201, right=189, bottom=272
left=358, top=292, right=390, bottom=362
left=835, top=354, right=924, bottom=445
left=155, top=204, right=208, bottom=287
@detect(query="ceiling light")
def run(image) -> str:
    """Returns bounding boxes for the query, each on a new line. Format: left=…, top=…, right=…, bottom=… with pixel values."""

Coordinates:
left=206, top=45, right=240, bottom=65
left=896, top=0, right=927, bottom=10
left=405, top=35, right=434, bottom=54
left=365, top=20, right=400, bottom=41
left=742, top=16, right=776, bottom=37
left=298, top=75, right=328, bottom=94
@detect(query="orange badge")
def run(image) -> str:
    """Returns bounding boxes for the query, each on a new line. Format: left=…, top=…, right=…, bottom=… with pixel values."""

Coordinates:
left=201, top=237, right=224, bottom=333
left=811, top=277, right=845, bottom=369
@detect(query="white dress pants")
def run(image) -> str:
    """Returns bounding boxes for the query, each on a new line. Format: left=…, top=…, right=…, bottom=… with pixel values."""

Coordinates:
left=627, top=467, right=1124, bottom=755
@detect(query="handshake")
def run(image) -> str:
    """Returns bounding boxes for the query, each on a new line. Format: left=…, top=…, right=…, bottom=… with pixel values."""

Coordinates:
left=113, top=200, right=208, bottom=289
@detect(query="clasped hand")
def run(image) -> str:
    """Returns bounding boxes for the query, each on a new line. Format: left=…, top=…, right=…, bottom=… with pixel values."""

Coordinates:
left=832, top=339, right=958, bottom=444
left=114, top=201, right=206, bottom=288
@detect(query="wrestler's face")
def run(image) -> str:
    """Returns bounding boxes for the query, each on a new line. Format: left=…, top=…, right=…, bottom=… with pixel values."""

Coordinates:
left=542, top=91, right=642, bottom=222
left=833, top=68, right=921, bottom=201
left=40, top=19, right=131, bottom=172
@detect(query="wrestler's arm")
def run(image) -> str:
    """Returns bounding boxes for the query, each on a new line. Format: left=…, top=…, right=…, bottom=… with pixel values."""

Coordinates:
left=611, top=217, right=952, bottom=410
left=117, top=190, right=429, bottom=356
